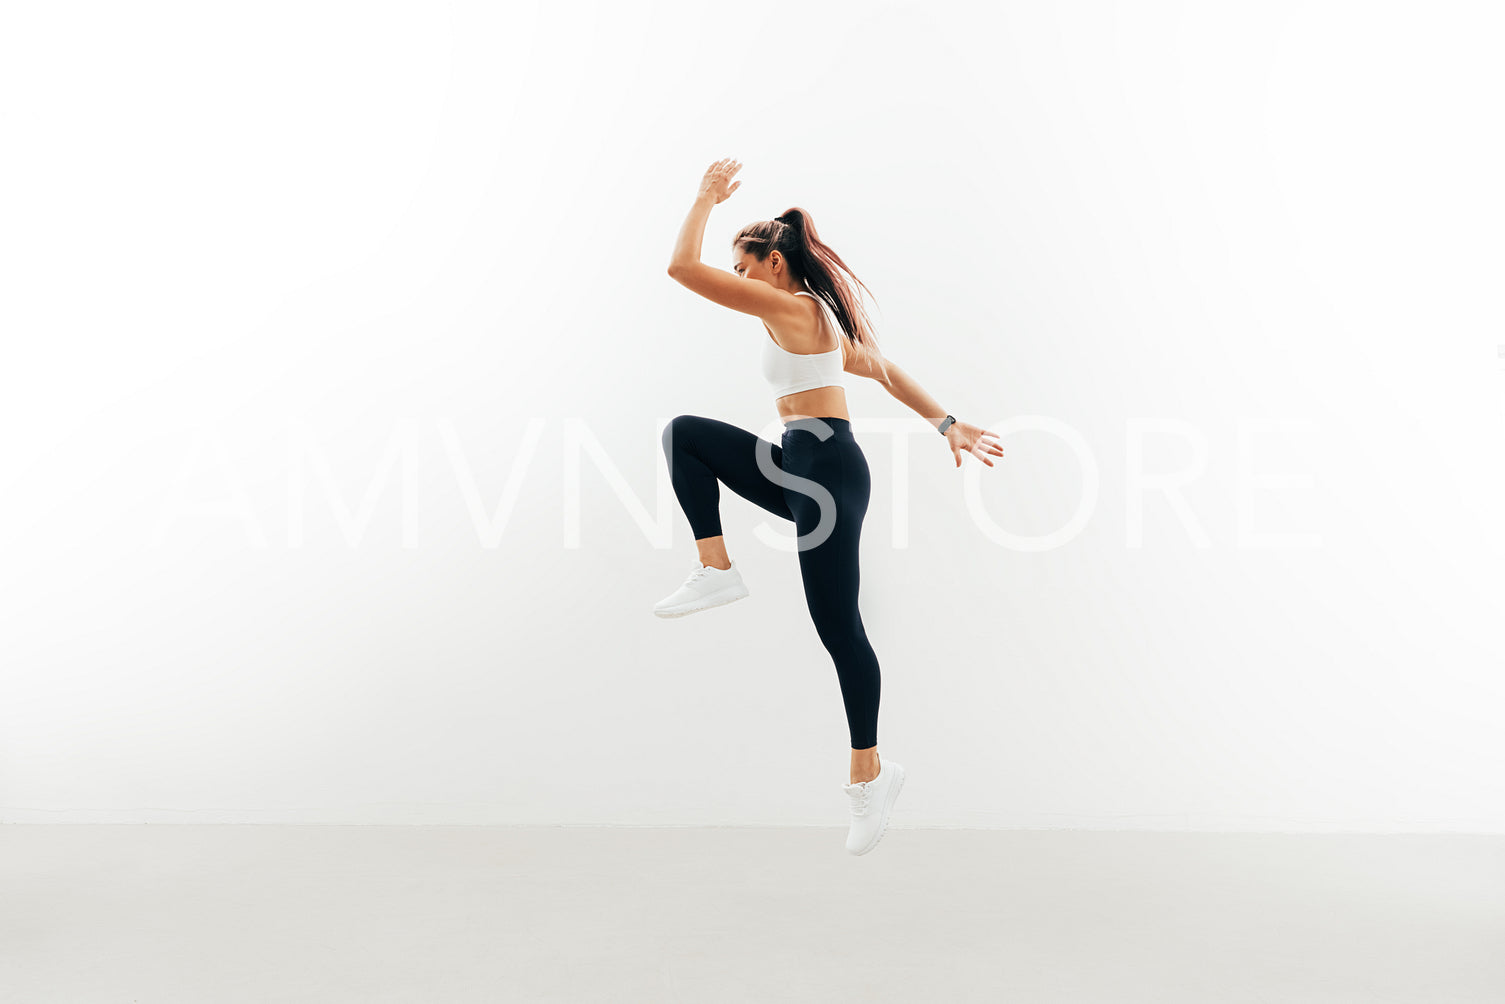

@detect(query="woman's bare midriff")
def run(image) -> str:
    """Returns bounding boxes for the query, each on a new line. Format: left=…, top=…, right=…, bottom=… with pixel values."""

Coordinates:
left=776, top=386, right=849, bottom=424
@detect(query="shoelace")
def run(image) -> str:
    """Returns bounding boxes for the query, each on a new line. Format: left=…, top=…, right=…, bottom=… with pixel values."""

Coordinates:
left=845, top=784, right=871, bottom=816
left=690, top=562, right=732, bottom=582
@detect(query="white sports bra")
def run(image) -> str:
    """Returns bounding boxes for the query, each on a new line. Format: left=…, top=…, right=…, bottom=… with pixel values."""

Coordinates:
left=761, top=290, right=846, bottom=400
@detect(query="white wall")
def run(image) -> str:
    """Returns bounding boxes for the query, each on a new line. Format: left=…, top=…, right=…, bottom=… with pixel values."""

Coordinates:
left=3, top=0, right=1502, bottom=831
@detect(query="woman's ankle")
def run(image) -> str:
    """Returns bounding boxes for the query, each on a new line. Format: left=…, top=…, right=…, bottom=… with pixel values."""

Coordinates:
left=693, top=536, right=731, bottom=570
left=849, top=747, right=880, bottom=784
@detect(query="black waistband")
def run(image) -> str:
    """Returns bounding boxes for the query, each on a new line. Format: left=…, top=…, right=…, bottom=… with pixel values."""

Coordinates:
left=782, top=416, right=855, bottom=440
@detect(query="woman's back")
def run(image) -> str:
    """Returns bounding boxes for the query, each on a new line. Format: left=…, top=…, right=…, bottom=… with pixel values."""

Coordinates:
left=763, top=289, right=850, bottom=422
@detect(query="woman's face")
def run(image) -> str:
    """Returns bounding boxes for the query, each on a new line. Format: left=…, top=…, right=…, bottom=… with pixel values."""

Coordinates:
left=731, top=247, right=779, bottom=283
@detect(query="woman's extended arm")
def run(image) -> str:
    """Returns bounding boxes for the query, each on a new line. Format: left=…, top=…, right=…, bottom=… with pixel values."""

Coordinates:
left=880, top=359, right=949, bottom=433
left=879, top=357, right=1004, bottom=468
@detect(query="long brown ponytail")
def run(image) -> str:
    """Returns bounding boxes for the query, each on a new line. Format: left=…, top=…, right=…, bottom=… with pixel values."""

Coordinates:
left=732, top=208, right=880, bottom=353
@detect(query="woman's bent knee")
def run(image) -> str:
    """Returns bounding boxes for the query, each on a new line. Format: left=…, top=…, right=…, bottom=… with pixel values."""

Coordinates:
left=661, top=414, right=693, bottom=453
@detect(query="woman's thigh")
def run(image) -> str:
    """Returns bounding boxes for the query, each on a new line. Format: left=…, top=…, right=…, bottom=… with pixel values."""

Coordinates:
left=664, top=414, right=794, bottom=522
left=783, top=440, right=871, bottom=621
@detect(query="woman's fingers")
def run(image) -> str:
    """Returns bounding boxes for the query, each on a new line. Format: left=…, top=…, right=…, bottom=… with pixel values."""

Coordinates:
left=970, top=445, right=1001, bottom=465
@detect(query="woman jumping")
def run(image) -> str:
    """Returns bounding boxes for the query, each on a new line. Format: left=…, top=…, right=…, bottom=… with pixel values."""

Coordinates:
left=657, top=158, right=1004, bottom=855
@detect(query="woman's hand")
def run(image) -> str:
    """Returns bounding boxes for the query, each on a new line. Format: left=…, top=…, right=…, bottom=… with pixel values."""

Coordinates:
left=946, top=420, right=1004, bottom=468
left=698, top=158, right=742, bottom=205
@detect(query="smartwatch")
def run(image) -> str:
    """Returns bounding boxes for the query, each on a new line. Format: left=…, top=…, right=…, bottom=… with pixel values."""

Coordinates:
left=937, top=415, right=956, bottom=435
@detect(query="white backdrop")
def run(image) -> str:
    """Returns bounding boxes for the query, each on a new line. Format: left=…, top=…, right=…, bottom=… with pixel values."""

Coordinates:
left=3, top=0, right=1502, bottom=831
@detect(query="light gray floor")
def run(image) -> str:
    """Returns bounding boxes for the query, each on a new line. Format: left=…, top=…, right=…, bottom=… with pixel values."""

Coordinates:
left=2, top=825, right=1502, bottom=1002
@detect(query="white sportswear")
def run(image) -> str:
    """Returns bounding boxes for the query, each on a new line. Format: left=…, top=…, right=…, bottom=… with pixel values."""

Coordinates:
left=761, top=290, right=847, bottom=400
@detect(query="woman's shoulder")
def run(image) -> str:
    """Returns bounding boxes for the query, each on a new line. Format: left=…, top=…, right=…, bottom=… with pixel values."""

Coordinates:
left=771, top=290, right=840, bottom=354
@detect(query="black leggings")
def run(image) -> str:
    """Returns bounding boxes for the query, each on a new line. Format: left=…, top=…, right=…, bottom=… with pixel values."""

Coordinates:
left=660, top=414, right=880, bottom=750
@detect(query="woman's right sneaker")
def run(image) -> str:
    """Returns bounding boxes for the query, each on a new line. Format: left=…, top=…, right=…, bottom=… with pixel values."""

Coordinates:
left=843, top=756, right=905, bottom=856
left=653, top=560, right=749, bottom=618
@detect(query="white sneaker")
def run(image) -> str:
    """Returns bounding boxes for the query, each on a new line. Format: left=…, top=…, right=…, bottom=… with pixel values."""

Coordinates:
left=842, top=755, right=905, bottom=855
left=652, top=560, right=749, bottom=618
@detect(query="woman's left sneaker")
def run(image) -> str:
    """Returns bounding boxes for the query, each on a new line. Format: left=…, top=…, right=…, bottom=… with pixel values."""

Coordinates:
left=843, top=756, right=905, bottom=855
left=652, top=560, right=749, bottom=618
